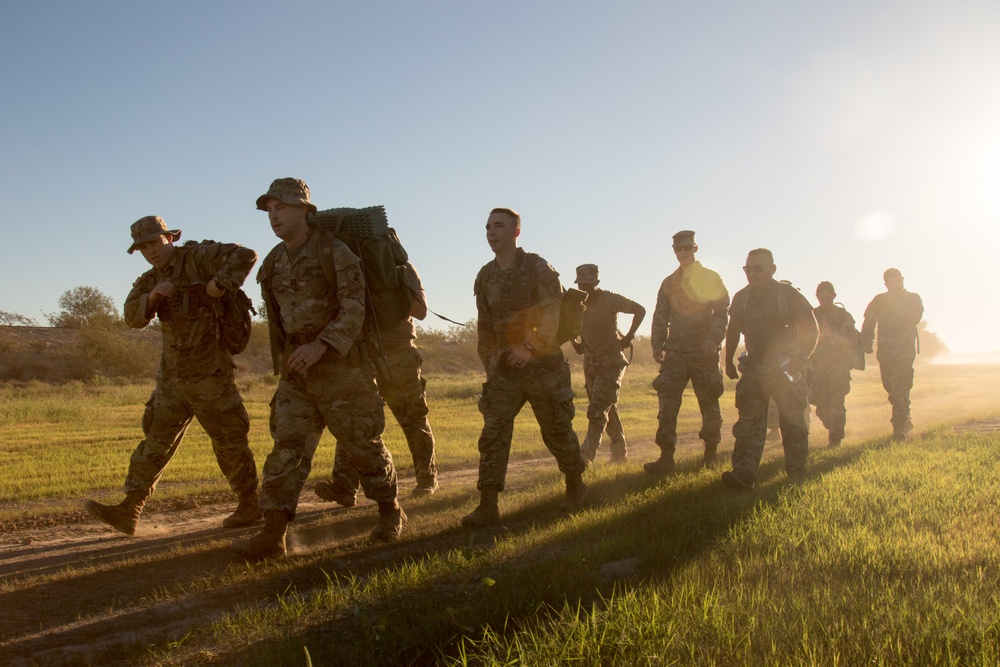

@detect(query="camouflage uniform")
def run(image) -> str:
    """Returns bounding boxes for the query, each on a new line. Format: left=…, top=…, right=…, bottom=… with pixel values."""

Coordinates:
left=122, top=240, right=259, bottom=500
left=257, top=229, right=397, bottom=519
left=861, top=288, right=924, bottom=435
left=809, top=303, right=857, bottom=444
left=474, top=248, right=585, bottom=491
left=578, top=288, right=644, bottom=462
left=329, top=263, right=437, bottom=494
left=650, top=261, right=729, bottom=462
left=727, top=281, right=817, bottom=487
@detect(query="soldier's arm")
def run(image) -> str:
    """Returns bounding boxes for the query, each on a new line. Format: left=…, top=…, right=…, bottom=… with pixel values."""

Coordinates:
left=649, top=278, right=671, bottom=357
left=474, top=272, right=498, bottom=372
left=791, top=291, right=819, bottom=359
left=908, top=293, right=924, bottom=326
left=705, top=278, right=731, bottom=348
left=860, top=297, right=879, bottom=351
left=198, top=243, right=259, bottom=292
left=403, top=262, right=428, bottom=320
left=724, top=314, right=742, bottom=379
left=123, top=273, right=157, bottom=328
left=620, top=298, right=646, bottom=344
left=317, top=242, right=366, bottom=355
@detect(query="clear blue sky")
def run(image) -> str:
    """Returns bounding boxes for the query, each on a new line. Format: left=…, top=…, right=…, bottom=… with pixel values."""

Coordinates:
left=2, top=1, right=998, bottom=353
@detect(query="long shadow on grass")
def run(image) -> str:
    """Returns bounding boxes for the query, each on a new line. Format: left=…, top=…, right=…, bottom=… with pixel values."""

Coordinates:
left=211, top=437, right=894, bottom=667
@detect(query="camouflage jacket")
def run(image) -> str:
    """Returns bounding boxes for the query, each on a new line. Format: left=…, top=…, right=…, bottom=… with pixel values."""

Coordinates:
left=650, top=261, right=729, bottom=354
left=861, top=289, right=923, bottom=360
left=474, top=248, right=562, bottom=375
left=257, top=230, right=366, bottom=374
left=124, top=240, right=258, bottom=379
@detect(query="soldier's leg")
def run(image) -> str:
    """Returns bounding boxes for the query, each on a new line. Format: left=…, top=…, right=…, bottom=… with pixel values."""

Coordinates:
left=579, top=360, right=601, bottom=460
left=526, top=362, right=588, bottom=509
left=259, top=377, right=325, bottom=520
left=124, top=383, right=195, bottom=498
left=690, top=357, right=724, bottom=461
left=726, top=366, right=768, bottom=488
left=650, top=355, right=690, bottom=468
left=526, top=362, right=586, bottom=477
left=771, top=370, right=810, bottom=478
left=583, top=362, right=624, bottom=461
left=606, top=403, right=628, bottom=461
left=318, top=363, right=397, bottom=504
left=190, top=372, right=257, bottom=497
left=476, top=373, right=527, bottom=493
left=887, top=358, right=915, bottom=433
left=827, top=366, right=851, bottom=444
left=809, top=366, right=832, bottom=429
left=379, top=346, right=437, bottom=487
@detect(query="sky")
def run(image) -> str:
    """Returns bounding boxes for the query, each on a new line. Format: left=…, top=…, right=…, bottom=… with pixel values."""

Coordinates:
left=1, top=1, right=998, bottom=354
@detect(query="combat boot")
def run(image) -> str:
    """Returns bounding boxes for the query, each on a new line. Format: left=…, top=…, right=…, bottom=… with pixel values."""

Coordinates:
left=703, top=443, right=719, bottom=467
left=412, top=477, right=439, bottom=497
left=85, top=490, right=147, bottom=536
left=231, top=509, right=288, bottom=560
left=222, top=489, right=263, bottom=528
left=371, top=501, right=407, bottom=542
left=643, top=453, right=677, bottom=475
left=461, top=485, right=500, bottom=527
left=315, top=480, right=357, bottom=507
left=559, top=472, right=589, bottom=510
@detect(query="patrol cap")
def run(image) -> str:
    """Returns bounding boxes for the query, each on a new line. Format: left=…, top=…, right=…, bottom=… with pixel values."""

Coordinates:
left=672, top=230, right=696, bottom=247
left=255, top=177, right=318, bottom=212
left=574, top=264, right=599, bottom=284
left=816, top=281, right=836, bottom=296
left=127, top=216, right=181, bottom=254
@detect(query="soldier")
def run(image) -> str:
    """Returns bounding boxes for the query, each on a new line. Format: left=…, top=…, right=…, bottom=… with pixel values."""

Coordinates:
left=645, top=230, right=729, bottom=473
left=86, top=216, right=260, bottom=535
left=809, top=281, right=858, bottom=447
left=861, top=268, right=924, bottom=440
left=316, top=261, right=440, bottom=505
left=721, top=248, right=818, bottom=491
left=462, top=207, right=588, bottom=527
left=231, top=178, right=404, bottom=559
left=571, top=264, right=645, bottom=465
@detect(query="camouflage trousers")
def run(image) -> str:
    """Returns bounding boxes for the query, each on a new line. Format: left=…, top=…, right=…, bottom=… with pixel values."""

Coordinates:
left=729, top=362, right=809, bottom=486
left=260, top=351, right=397, bottom=519
left=878, top=351, right=916, bottom=431
left=476, top=360, right=585, bottom=491
left=808, top=361, right=852, bottom=441
left=330, top=342, right=437, bottom=493
left=652, top=350, right=724, bottom=458
left=580, top=357, right=628, bottom=460
left=125, top=370, right=256, bottom=499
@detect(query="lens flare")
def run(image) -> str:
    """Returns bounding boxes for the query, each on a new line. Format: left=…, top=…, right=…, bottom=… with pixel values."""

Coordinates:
left=855, top=210, right=897, bottom=241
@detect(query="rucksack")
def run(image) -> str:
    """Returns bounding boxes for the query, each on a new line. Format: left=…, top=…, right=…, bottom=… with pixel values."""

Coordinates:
left=526, top=253, right=587, bottom=347
left=172, top=240, right=256, bottom=355
left=307, top=206, right=413, bottom=337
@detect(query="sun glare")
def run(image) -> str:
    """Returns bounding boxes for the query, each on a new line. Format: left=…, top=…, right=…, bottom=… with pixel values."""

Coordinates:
left=854, top=210, right=897, bottom=242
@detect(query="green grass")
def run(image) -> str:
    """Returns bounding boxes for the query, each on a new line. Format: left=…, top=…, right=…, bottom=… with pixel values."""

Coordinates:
left=4, top=363, right=1000, bottom=665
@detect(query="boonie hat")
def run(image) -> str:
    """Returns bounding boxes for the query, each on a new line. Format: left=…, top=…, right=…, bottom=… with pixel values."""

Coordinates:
left=575, top=264, right=599, bottom=284
left=127, top=216, right=181, bottom=254
left=672, top=230, right=696, bottom=247
left=255, top=178, right=318, bottom=212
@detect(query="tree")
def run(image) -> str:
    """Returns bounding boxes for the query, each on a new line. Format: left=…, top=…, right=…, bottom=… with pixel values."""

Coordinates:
left=0, top=310, right=37, bottom=326
left=46, top=286, right=121, bottom=328
left=916, top=321, right=948, bottom=360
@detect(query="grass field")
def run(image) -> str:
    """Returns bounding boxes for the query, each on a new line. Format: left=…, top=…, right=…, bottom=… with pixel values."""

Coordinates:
left=1, top=361, right=999, bottom=665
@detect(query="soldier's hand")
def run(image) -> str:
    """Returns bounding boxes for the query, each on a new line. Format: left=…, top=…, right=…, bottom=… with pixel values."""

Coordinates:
left=570, top=338, right=583, bottom=355
left=205, top=279, right=225, bottom=299
left=288, top=340, right=328, bottom=374
left=725, top=360, right=739, bottom=380
left=148, top=281, right=176, bottom=304
left=652, top=348, right=665, bottom=364
left=700, top=339, right=719, bottom=358
left=507, top=344, right=533, bottom=369
left=620, top=333, right=634, bottom=349
left=864, top=342, right=874, bottom=354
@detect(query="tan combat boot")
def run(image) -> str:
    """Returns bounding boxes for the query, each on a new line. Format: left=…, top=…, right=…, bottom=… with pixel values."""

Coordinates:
left=371, top=501, right=407, bottom=542
left=461, top=485, right=500, bottom=527
left=231, top=509, right=289, bottom=559
left=222, top=489, right=263, bottom=528
left=559, top=472, right=588, bottom=510
left=85, top=490, right=147, bottom=536
left=703, top=443, right=719, bottom=467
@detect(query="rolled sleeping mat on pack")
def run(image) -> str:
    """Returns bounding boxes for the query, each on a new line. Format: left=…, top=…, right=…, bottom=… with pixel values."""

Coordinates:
left=308, top=206, right=389, bottom=239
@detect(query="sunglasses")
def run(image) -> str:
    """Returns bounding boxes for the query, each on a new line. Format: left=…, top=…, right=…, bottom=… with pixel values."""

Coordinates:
left=743, top=265, right=770, bottom=274
left=673, top=244, right=693, bottom=252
